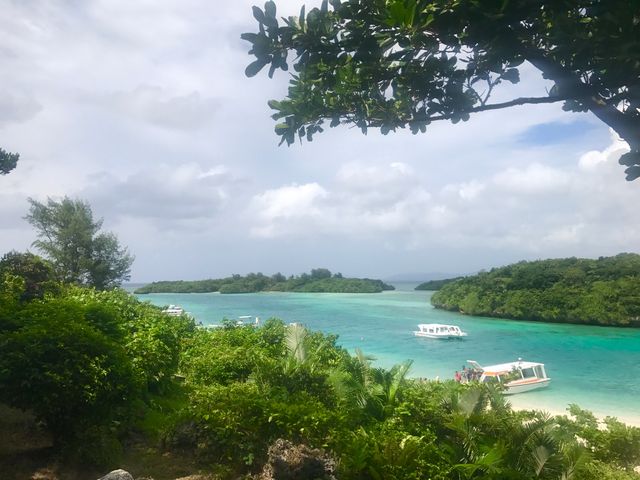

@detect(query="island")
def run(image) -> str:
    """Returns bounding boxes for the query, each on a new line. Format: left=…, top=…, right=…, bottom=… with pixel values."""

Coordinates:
left=134, top=268, right=395, bottom=294
left=415, top=277, right=464, bottom=290
left=431, top=253, right=640, bottom=327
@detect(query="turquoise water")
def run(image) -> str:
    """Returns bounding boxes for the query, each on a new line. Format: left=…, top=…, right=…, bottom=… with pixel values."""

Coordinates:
left=135, top=284, right=640, bottom=422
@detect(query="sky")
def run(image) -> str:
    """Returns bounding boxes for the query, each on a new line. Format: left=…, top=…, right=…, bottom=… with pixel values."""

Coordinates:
left=1, top=0, right=638, bottom=283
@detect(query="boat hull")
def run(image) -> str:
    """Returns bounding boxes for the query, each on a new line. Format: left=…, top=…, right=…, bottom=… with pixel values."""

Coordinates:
left=414, top=332, right=466, bottom=339
left=504, top=378, right=551, bottom=395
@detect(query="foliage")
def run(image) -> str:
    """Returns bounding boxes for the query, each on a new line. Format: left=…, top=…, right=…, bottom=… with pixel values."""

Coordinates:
left=0, top=147, right=19, bottom=175
left=415, top=276, right=464, bottom=291
left=243, top=0, right=640, bottom=181
left=556, top=405, right=640, bottom=471
left=1, top=257, right=638, bottom=477
left=0, top=266, right=195, bottom=463
left=135, top=268, right=395, bottom=294
left=0, top=251, right=60, bottom=301
left=0, top=298, right=141, bottom=446
left=25, top=196, right=134, bottom=289
left=431, top=253, right=640, bottom=326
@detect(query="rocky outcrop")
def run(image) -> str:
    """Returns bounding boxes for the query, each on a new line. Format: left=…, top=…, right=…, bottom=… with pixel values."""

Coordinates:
left=97, top=470, right=134, bottom=480
left=254, top=439, right=337, bottom=480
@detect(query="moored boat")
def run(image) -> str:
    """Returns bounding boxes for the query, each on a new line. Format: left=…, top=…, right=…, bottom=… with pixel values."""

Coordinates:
left=414, top=323, right=467, bottom=339
left=467, top=359, right=551, bottom=394
left=162, top=304, right=184, bottom=316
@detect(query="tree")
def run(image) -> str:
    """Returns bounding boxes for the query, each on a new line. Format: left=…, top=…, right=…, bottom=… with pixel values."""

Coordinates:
left=25, top=197, right=134, bottom=289
left=0, top=251, right=59, bottom=301
left=243, top=0, right=640, bottom=180
left=0, top=147, right=19, bottom=175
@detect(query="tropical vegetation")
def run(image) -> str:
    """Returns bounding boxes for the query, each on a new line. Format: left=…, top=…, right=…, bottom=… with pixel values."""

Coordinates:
left=25, top=197, right=134, bottom=290
left=2, top=257, right=640, bottom=479
left=415, top=276, right=463, bottom=291
left=431, top=253, right=640, bottom=327
left=0, top=147, right=19, bottom=175
left=243, top=0, right=640, bottom=181
left=135, top=268, right=394, bottom=294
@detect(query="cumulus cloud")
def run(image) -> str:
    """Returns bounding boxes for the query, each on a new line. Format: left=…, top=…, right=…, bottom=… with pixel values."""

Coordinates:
left=578, top=130, right=630, bottom=171
left=248, top=131, right=640, bottom=261
left=249, top=162, right=438, bottom=239
left=83, top=163, right=237, bottom=230
left=493, top=163, right=570, bottom=193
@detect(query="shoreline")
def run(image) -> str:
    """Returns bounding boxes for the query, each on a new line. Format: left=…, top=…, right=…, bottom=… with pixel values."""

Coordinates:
left=508, top=396, right=640, bottom=427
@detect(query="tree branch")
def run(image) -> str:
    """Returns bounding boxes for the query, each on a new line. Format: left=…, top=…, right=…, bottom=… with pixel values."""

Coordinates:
left=468, top=95, right=568, bottom=112
left=423, top=96, right=568, bottom=123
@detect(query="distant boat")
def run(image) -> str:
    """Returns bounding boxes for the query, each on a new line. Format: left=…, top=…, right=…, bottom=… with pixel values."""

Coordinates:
left=467, top=359, right=551, bottom=394
left=414, top=323, right=467, bottom=339
left=237, top=315, right=260, bottom=326
left=162, top=305, right=184, bottom=316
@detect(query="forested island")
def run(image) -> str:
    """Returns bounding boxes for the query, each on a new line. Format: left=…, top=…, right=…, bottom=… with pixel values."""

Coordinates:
left=134, top=268, right=395, bottom=294
left=415, top=277, right=464, bottom=290
left=431, top=253, right=640, bottom=327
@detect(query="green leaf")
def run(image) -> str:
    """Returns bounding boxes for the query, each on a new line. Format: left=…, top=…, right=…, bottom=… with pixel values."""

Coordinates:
left=264, top=1, right=276, bottom=19
left=240, top=32, right=258, bottom=44
left=252, top=6, right=265, bottom=24
left=245, top=58, right=269, bottom=77
left=624, top=165, right=640, bottom=181
left=275, top=122, right=290, bottom=134
left=618, top=151, right=640, bottom=167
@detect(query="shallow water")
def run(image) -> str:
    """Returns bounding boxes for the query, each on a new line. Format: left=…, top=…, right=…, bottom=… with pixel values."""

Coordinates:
left=136, top=283, right=640, bottom=421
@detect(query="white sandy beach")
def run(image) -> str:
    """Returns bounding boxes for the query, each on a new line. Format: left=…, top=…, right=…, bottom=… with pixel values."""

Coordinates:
left=508, top=396, right=640, bottom=427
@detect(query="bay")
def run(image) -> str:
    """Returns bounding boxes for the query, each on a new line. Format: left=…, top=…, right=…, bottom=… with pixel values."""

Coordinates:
left=135, top=283, right=640, bottom=423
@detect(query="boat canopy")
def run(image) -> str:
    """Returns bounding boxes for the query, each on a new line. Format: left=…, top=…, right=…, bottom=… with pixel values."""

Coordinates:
left=467, top=359, right=545, bottom=375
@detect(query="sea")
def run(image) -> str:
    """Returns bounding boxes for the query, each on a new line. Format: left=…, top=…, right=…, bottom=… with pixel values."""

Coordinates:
left=131, top=282, right=640, bottom=424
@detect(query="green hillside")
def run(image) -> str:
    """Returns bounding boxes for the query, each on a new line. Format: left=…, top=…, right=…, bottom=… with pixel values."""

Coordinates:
left=431, top=254, right=640, bottom=327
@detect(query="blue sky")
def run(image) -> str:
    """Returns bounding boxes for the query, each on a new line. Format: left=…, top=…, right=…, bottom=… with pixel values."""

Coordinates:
left=0, top=1, right=638, bottom=282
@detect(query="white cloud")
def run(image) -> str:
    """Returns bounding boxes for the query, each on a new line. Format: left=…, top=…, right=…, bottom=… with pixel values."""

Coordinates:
left=578, top=130, right=630, bottom=170
left=493, top=163, right=570, bottom=193
left=250, top=183, right=328, bottom=237
left=248, top=132, right=639, bottom=264
left=81, top=163, right=237, bottom=231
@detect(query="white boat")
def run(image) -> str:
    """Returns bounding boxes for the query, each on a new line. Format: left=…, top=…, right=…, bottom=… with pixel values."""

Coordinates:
left=162, top=304, right=184, bottom=316
left=237, top=315, right=260, bottom=326
left=467, top=359, right=551, bottom=394
left=414, top=323, right=467, bottom=339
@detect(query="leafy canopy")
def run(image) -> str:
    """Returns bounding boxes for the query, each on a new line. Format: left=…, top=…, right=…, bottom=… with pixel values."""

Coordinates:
left=25, top=197, right=134, bottom=290
left=0, top=147, right=19, bottom=175
left=243, top=0, right=640, bottom=180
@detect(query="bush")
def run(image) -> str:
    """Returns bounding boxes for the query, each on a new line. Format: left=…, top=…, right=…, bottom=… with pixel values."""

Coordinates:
left=0, top=303, right=140, bottom=445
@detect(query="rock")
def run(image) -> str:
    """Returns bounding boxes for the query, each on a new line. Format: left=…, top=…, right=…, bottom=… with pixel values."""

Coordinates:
left=97, top=469, right=134, bottom=480
left=254, top=439, right=337, bottom=480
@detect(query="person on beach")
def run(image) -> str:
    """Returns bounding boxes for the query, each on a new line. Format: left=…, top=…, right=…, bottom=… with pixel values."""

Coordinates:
left=454, top=371, right=462, bottom=382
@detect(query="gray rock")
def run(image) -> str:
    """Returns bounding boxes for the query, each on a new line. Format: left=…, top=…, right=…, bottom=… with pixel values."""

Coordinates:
left=97, top=469, right=134, bottom=480
left=255, top=439, right=337, bottom=480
